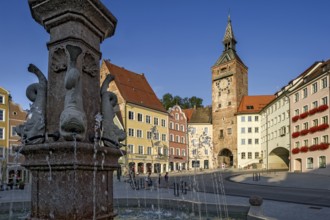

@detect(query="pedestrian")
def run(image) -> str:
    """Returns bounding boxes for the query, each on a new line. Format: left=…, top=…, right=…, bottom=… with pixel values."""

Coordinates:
left=164, top=172, right=169, bottom=188
left=145, top=172, right=152, bottom=189
left=117, top=166, right=121, bottom=182
left=158, top=173, right=161, bottom=187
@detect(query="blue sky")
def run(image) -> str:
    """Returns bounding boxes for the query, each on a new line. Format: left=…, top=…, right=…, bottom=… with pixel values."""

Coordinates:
left=1, top=0, right=330, bottom=110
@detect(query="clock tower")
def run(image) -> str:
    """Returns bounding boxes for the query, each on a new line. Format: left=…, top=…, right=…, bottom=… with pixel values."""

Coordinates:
left=212, top=15, right=248, bottom=168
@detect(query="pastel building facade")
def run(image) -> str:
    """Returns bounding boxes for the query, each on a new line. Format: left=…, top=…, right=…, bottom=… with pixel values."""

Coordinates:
left=101, top=60, right=169, bottom=174
left=289, top=60, right=330, bottom=174
left=168, top=105, right=188, bottom=171
left=237, top=96, right=275, bottom=169
left=186, top=107, right=215, bottom=170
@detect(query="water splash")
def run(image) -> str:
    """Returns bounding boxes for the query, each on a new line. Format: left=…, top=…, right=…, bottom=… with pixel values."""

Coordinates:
left=93, top=113, right=102, bottom=220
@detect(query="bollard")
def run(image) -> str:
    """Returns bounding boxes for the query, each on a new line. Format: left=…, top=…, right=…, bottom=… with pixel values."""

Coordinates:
left=173, top=183, right=179, bottom=197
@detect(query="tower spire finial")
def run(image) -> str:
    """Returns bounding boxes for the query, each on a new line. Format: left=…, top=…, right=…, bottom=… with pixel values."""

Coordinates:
left=228, top=9, right=231, bottom=22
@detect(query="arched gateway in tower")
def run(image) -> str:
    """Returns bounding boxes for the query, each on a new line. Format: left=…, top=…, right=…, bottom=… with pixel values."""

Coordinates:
left=212, top=15, right=248, bottom=168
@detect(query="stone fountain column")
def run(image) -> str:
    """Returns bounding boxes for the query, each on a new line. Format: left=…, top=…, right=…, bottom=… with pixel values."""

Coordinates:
left=20, top=1, right=121, bottom=219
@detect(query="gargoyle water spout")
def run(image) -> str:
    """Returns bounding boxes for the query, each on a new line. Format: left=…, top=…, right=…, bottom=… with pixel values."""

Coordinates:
left=60, top=45, right=87, bottom=141
left=100, top=74, right=126, bottom=147
left=15, top=64, right=47, bottom=144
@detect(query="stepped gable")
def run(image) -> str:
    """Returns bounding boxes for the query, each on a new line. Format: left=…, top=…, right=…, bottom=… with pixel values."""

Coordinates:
left=103, top=60, right=166, bottom=113
left=237, top=95, right=276, bottom=114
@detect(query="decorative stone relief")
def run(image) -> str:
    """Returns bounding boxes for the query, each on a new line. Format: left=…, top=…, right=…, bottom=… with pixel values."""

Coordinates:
left=51, top=47, right=67, bottom=73
left=59, top=44, right=87, bottom=141
left=82, top=52, right=98, bottom=77
left=101, top=74, right=126, bottom=147
left=15, top=64, right=47, bottom=144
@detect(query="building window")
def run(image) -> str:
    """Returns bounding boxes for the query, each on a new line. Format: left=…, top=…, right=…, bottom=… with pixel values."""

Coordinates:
left=248, top=152, right=252, bottom=159
left=248, top=139, right=252, bottom=145
left=322, top=116, right=328, bottom=124
left=219, top=130, right=224, bottom=138
left=313, top=137, right=319, bottom=145
left=303, top=122, right=308, bottom=130
left=0, top=109, right=4, bottom=121
left=170, top=122, right=174, bottom=129
left=161, top=119, right=166, bottom=127
left=322, top=135, right=329, bottom=143
left=128, top=128, right=134, bottom=137
left=147, top=147, right=152, bottom=155
left=313, top=119, right=318, bottom=127
left=138, top=145, right=144, bottom=154
left=248, top=127, right=252, bottom=133
left=255, top=127, right=259, bottom=133
left=147, top=131, right=152, bottom=140
left=248, top=116, right=252, bottom=122
left=241, top=127, right=245, bottom=133
left=294, top=93, right=299, bottom=102
left=175, top=113, right=179, bottom=120
left=255, top=152, right=259, bottom=159
left=241, top=116, right=245, bottom=122
left=303, top=88, right=308, bottom=98
left=294, top=109, right=299, bottom=116
left=227, top=128, right=232, bottom=135
left=176, top=135, right=180, bottom=143
left=176, top=148, right=180, bottom=156
left=204, top=127, right=209, bottom=134
left=170, top=134, right=174, bottom=142
left=319, top=156, right=326, bottom=168
left=307, top=157, right=313, bottom=169
left=146, top=115, right=151, bottom=124
left=181, top=136, right=185, bottom=144
left=303, top=105, right=308, bottom=112
left=0, top=146, right=4, bottom=158
left=241, top=152, right=246, bottom=159
left=136, top=129, right=142, bottom=138
left=128, top=111, right=134, bottom=120
left=322, top=96, right=328, bottom=105
left=312, top=82, right=318, bottom=94
left=255, top=116, right=259, bottom=121
left=11, top=126, right=18, bottom=137
left=0, top=95, right=4, bottom=104
left=154, top=117, right=159, bottom=125
left=304, top=139, right=308, bottom=146
left=0, top=128, right=4, bottom=140
left=162, top=134, right=166, bottom=141
left=182, top=149, right=186, bottom=156
left=241, top=139, right=245, bottom=145
left=158, top=147, right=162, bottom=155
left=255, top=139, right=259, bottom=144
left=321, top=77, right=328, bottom=89
left=312, top=101, right=318, bottom=108
left=137, top=113, right=143, bottom=122
left=154, top=133, right=160, bottom=141
left=175, top=123, right=179, bottom=130
left=128, top=144, right=134, bottom=154
left=180, top=125, right=185, bottom=132
left=170, top=147, right=174, bottom=155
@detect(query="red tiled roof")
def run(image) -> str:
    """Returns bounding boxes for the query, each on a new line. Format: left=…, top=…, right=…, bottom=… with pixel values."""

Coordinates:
left=102, top=60, right=167, bottom=113
left=237, top=95, right=276, bottom=113
left=183, top=108, right=194, bottom=122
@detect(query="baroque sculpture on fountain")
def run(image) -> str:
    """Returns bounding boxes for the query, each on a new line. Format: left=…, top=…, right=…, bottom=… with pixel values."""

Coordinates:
left=16, top=46, right=126, bottom=148
left=15, top=64, right=47, bottom=144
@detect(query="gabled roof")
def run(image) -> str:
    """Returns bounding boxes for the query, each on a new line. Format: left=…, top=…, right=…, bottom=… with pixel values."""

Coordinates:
left=102, top=60, right=167, bottom=113
left=185, top=107, right=212, bottom=124
left=237, top=95, right=276, bottom=114
left=183, top=108, right=194, bottom=122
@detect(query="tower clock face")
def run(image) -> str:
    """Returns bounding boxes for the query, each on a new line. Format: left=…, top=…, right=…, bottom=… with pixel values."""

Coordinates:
left=216, top=77, right=231, bottom=91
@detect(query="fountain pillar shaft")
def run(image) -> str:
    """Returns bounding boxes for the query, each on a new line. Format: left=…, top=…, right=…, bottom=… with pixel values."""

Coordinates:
left=22, top=143, right=122, bottom=219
